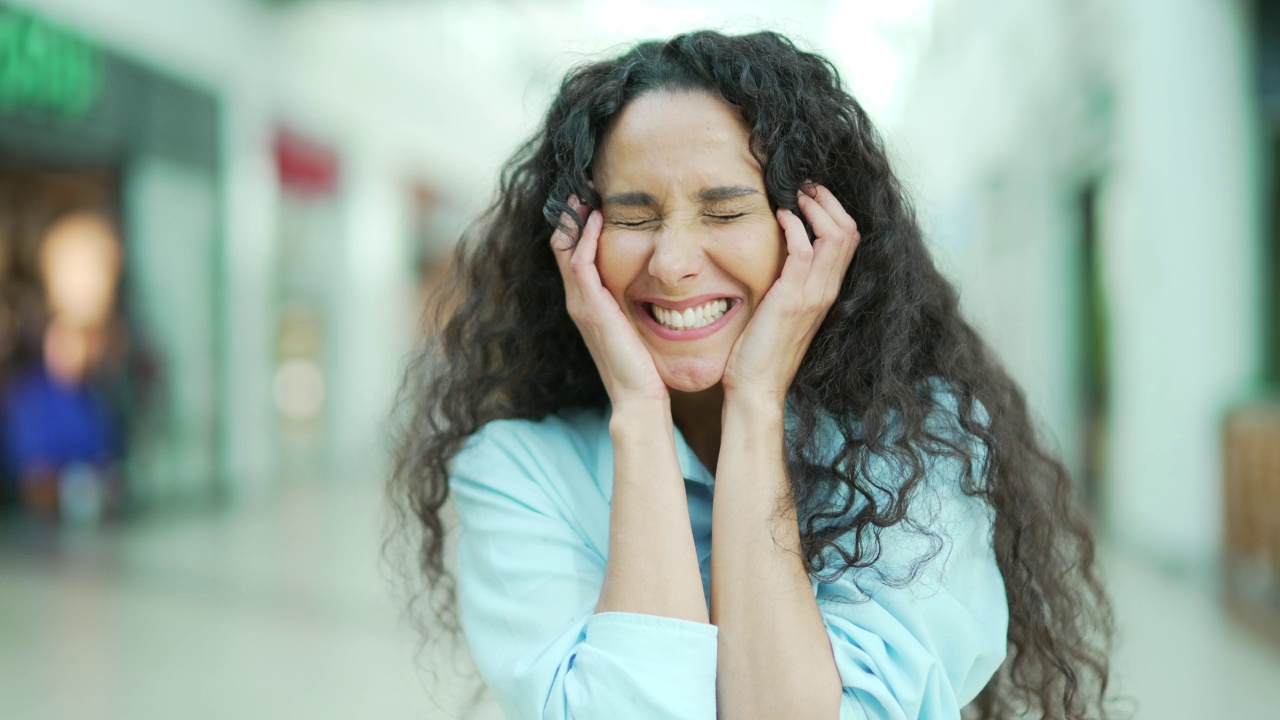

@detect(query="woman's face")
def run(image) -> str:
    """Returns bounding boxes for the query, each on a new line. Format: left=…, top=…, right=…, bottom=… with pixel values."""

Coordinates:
left=593, top=90, right=785, bottom=394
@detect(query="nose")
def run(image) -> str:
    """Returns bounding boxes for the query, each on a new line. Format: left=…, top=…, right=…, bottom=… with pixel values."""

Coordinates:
left=647, top=226, right=703, bottom=289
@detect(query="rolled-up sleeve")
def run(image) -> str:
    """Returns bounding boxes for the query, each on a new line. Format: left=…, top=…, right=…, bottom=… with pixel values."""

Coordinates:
left=450, top=421, right=718, bottom=720
left=816, top=404, right=1009, bottom=719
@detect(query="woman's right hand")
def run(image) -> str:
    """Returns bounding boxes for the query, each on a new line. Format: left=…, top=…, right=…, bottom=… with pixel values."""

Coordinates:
left=551, top=196, right=668, bottom=410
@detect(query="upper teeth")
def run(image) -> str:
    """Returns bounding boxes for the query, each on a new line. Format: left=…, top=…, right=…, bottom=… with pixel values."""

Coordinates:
left=651, top=299, right=729, bottom=330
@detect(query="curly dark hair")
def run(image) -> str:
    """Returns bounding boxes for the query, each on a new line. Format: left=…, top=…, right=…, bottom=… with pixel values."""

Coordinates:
left=388, top=29, right=1115, bottom=720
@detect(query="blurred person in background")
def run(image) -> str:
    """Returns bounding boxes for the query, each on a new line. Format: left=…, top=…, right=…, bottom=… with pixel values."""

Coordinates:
left=1, top=211, right=125, bottom=521
left=392, top=31, right=1114, bottom=720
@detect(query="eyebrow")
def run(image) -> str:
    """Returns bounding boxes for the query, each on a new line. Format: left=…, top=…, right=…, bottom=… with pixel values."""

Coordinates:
left=603, top=185, right=760, bottom=207
left=698, top=185, right=759, bottom=203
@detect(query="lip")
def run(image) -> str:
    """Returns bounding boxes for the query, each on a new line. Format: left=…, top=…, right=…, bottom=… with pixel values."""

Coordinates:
left=635, top=296, right=742, bottom=342
left=635, top=292, right=739, bottom=312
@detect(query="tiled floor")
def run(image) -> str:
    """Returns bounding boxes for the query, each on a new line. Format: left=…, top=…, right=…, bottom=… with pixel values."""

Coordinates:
left=0, top=480, right=502, bottom=720
left=1, top=479, right=1278, bottom=719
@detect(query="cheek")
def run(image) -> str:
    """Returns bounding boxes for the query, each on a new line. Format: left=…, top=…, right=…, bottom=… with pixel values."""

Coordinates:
left=764, top=227, right=786, bottom=279
left=594, top=232, right=645, bottom=299
left=715, top=225, right=786, bottom=299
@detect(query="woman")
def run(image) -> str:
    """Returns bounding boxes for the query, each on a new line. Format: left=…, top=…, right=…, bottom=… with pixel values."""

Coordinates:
left=390, top=30, right=1113, bottom=720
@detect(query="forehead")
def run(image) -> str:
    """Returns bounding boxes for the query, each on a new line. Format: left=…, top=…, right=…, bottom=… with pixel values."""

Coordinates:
left=594, top=90, right=761, bottom=191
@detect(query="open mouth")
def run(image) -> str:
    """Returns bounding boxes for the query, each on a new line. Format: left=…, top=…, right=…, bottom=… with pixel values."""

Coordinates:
left=647, top=299, right=731, bottom=331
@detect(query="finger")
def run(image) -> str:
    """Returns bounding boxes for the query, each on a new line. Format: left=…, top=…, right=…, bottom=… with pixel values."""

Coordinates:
left=809, top=184, right=858, bottom=237
left=551, top=210, right=577, bottom=260
left=801, top=186, right=859, bottom=299
left=796, top=192, right=848, bottom=287
left=551, top=206, right=583, bottom=298
left=569, top=210, right=605, bottom=289
left=776, top=208, right=814, bottom=283
left=797, top=190, right=845, bottom=244
left=569, top=194, right=590, bottom=224
left=552, top=196, right=589, bottom=248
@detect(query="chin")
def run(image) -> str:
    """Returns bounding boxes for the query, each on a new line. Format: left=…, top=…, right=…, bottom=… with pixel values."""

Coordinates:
left=658, top=357, right=727, bottom=394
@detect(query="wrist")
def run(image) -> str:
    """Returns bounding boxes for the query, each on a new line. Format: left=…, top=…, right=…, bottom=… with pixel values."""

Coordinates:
left=609, top=398, right=674, bottom=438
left=606, top=381, right=669, bottom=413
left=722, top=388, right=787, bottom=425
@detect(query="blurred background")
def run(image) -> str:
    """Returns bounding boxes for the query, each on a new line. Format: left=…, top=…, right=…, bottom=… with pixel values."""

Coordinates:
left=0, top=0, right=1277, bottom=717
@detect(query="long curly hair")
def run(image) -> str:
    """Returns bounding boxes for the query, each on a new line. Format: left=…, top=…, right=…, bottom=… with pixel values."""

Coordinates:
left=388, top=30, right=1114, bottom=720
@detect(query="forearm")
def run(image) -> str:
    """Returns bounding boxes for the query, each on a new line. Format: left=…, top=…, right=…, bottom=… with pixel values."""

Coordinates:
left=711, top=394, right=841, bottom=720
left=596, top=401, right=709, bottom=624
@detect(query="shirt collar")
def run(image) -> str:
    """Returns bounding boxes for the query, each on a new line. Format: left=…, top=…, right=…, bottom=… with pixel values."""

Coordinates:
left=672, top=421, right=716, bottom=488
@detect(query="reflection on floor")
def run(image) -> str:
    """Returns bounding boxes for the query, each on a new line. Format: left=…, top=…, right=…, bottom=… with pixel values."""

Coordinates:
left=1, top=479, right=1278, bottom=720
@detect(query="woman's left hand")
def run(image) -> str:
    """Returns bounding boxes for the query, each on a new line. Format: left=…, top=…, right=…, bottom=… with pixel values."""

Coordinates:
left=721, top=183, right=861, bottom=408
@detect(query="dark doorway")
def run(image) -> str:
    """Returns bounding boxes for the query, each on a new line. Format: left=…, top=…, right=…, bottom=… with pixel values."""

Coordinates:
left=0, top=168, right=142, bottom=521
left=1267, top=131, right=1280, bottom=385
left=1077, top=180, right=1110, bottom=519
left=1259, top=0, right=1280, bottom=386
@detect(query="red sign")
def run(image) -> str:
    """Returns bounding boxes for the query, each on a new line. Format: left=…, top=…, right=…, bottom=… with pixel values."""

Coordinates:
left=274, top=129, right=338, bottom=195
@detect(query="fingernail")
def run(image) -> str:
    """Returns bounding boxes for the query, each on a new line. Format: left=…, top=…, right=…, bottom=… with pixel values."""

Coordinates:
left=799, top=181, right=816, bottom=198
left=568, top=194, right=579, bottom=207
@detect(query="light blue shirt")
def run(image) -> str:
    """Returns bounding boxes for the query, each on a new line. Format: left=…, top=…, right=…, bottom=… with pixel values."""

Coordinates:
left=449, top=393, right=1008, bottom=719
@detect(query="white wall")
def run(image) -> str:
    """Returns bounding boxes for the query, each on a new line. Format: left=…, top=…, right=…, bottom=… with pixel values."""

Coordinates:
left=1100, top=0, right=1262, bottom=564
left=890, top=0, right=1264, bottom=566
left=124, top=158, right=220, bottom=502
left=891, top=0, right=1100, bottom=482
left=326, top=141, right=416, bottom=484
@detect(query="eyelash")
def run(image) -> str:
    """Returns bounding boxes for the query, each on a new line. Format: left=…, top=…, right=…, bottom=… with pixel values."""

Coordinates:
left=613, top=213, right=744, bottom=228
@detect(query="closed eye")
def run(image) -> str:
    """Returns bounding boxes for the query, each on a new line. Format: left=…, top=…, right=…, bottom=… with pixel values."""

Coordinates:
left=707, top=213, right=744, bottom=221
left=612, top=219, right=655, bottom=228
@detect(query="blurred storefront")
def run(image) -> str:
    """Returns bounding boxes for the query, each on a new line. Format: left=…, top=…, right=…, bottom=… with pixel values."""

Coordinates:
left=0, top=4, right=224, bottom=520
left=1, top=0, right=464, bottom=520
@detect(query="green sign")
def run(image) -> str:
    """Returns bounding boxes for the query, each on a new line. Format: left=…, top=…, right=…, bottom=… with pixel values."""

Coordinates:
left=0, top=8, right=103, bottom=119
